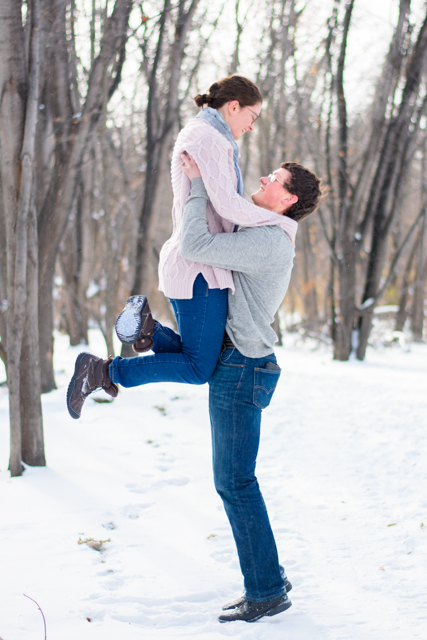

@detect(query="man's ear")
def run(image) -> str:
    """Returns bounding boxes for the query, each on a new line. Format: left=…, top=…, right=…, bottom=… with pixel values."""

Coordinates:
left=281, top=194, right=298, bottom=208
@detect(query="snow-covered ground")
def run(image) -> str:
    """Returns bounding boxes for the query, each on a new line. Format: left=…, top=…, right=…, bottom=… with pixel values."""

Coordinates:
left=1, top=330, right=426, bottom=640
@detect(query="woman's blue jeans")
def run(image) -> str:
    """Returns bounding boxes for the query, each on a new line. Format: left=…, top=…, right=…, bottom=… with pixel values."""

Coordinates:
left=110, top=274, right=228, bottom=387
left=208, top=346, right=286, bottom=602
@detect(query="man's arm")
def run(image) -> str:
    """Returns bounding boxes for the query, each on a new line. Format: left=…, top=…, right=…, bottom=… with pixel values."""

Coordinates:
left=180, top=178, right=280, bottom=274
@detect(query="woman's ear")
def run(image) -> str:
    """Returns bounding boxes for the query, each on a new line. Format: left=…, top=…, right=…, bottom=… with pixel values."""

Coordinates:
left=228, top=100, right=240, bottom=115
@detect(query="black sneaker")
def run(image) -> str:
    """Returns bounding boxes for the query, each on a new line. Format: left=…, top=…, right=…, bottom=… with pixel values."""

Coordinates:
left=222, top=578, right=292, bottom=611
left=115, top=295, right=155, bottom=345
left=218, top=593, right=292, bottom=623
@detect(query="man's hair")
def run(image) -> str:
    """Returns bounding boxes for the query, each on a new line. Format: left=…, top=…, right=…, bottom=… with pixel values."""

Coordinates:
left=280, top=162, right=322, bottom=222
left=193, top=75, right=262, bottom=110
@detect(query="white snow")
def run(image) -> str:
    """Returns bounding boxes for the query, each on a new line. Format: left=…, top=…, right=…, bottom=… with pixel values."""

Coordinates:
left=1, top=330, right=427, bottom=639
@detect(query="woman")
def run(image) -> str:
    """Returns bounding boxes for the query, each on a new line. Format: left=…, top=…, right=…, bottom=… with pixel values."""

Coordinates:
left=67, top=75, right=297, bottom=418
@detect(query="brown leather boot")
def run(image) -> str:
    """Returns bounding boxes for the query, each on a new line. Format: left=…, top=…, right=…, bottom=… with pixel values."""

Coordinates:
left=115, top=295, right=155, bottom=353
left=132, top=335, right=154, bottom=353
left=67, top=353, right=118, bottom=419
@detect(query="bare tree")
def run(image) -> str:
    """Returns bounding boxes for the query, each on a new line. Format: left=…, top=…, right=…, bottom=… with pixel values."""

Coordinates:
left=37, top=0, right=133, bottom=390
left=310, top=0, right=427, bottom=359
left=0, top=0, right=133, bottom=477
left=0, top=0, right=43, bottom=475
left=228, top=0, right=255, bottom=75
left=355, top=10, right=427, bottom=357
left=130, top=0, right=201, bottom=302
left=255, top=0, right=300, bottom=174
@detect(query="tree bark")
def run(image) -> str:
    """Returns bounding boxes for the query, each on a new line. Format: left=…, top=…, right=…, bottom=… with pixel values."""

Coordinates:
left=300, top=219, right=318, bottom=329
left=21, top=199, right=45, bottom=466
left=410, top=209, right=426, bottom=340
left=395, top=232, right=417, bottom=331
left=0, top=175, right=7, bottom=372
left=58, top=179, right=88, bottom=346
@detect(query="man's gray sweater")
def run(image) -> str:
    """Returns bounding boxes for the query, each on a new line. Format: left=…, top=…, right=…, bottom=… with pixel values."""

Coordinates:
left=180, top=178, right=295, bottom=358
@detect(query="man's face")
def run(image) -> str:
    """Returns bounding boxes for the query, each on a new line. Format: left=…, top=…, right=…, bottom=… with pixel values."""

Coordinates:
left=251, top=168, right=296, bottom=214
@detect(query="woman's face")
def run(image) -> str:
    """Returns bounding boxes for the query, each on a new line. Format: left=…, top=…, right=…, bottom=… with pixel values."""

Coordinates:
left=223, top=101, right=262, bottom=140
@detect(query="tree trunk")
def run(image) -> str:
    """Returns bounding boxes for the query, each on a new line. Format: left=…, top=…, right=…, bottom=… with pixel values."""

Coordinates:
left=21, top=201, right=45, bottom=466
left=100, top=79, right=116, bottom=357
left=300, top=220, right=318, bottom=330
left=59, top=180, right=88, bottom=346
left=333, top=0, right=355, bottom=361
left=395, top=234, right=418, bottom=331
left=39, top=261, right=57, bottom=392
left=327, top=256, right=336, bottom=344
left=0, top=177, right=7, bottom=373
left=333, top=264, right=354, bottom=360
left=0, top=0, right=41, bottom=476
left=410, top=210, right=426, bottom=340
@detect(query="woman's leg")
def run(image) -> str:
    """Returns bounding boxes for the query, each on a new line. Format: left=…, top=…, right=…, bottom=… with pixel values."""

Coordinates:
left=110, top=274, right=228, bottom=387
left=149, top=320, right=183, bottom=354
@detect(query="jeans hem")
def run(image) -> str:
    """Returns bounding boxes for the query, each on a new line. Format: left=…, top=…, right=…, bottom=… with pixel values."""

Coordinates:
left=244, top=586, right=287, bottom=603
left=109, top=358, right=120, bottom=384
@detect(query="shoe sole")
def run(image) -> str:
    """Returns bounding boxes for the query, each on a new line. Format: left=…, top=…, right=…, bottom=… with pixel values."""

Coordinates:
left=115, top=296, right=147, bottom=344
left=222, top=580, right=292, bottom=611
left=218, top=598, right=292, bottom=623
left=67, top=352, right=91, bottom=420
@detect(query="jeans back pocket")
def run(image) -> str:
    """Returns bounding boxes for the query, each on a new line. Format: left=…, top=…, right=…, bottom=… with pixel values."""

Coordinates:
left=253, top=364, right=281, bottom=410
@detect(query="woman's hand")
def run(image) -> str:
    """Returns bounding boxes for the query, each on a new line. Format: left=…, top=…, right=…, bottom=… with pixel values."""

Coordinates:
left=180, top=152, right=202, bottom=180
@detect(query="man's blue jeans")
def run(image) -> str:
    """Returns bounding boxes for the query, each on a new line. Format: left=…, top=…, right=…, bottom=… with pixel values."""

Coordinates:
left=208, top=346, right=286, bottom=602
left=110, top=274, right=228, bottom=387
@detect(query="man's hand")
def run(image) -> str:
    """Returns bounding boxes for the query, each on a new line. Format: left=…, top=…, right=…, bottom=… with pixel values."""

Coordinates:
left=180, top=151, right=202, bottom=180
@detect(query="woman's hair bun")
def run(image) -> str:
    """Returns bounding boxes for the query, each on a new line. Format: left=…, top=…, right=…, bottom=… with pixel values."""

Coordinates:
left=193, top=92, right=209, bottom=107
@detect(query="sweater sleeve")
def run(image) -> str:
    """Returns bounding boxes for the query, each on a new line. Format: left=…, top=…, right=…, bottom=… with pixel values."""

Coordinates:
left=184, top=134, right=297, bottom=239
left=180, top=178, right=278, bottom=274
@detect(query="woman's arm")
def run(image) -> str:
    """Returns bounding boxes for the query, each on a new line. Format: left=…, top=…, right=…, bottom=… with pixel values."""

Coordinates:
left=183, top=135, right=297, bottom=240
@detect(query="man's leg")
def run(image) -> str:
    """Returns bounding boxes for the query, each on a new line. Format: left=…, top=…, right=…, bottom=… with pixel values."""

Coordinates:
left=209, top=347, right=286, bottom=604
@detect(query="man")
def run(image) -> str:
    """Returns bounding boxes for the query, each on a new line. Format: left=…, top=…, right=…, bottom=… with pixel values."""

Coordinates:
left=179, top=156, right=321, bottom=622
left=66, top=157, right=321, bottom=623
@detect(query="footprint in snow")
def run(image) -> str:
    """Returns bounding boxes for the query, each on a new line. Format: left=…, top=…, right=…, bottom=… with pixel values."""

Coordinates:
left=125, top=483, right=148, bottom=494
left=151, top=477, right=190, bottom=489
left=121, top=503, right=154, bottom=519
left=210, top=549, right=234, bottom=563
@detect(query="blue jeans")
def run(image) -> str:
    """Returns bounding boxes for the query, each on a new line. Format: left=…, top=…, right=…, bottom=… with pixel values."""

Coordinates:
left=208, top=346, right=286, bottom=602
left=110, top=274, right=228, bottom=387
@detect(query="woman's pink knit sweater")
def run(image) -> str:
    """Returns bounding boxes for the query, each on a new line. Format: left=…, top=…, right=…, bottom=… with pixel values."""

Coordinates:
left=158, top=118, right=298, bottom=299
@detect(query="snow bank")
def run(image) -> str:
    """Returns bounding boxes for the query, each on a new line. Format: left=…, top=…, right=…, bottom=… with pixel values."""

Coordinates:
left=1, top=331, right=426, bottom=639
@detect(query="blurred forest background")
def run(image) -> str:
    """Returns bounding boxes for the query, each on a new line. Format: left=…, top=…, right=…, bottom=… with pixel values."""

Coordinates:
left=1, top=0, right=427, bottom=474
